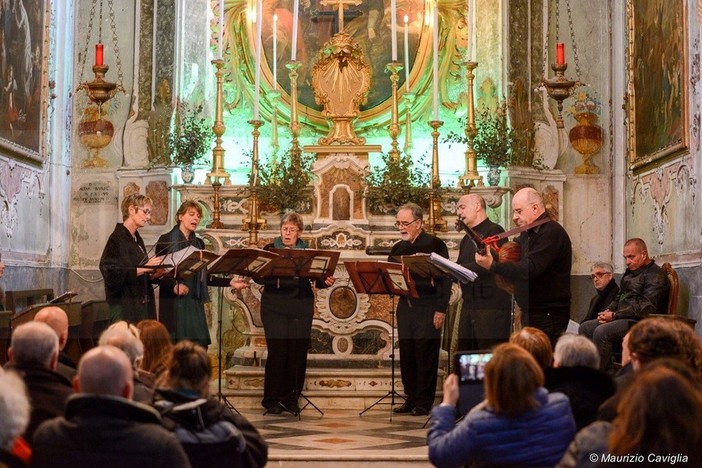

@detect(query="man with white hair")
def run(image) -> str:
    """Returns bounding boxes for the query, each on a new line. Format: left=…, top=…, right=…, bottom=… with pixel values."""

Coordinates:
left=0, top=369, right=31, bottom=466
left=31, top=345, right=190, bottom=468
left=6, top=321, right=73, bottom=444
left=34, top=305, right=77, bottom=380
left=98, top=322, right=153, bottom=402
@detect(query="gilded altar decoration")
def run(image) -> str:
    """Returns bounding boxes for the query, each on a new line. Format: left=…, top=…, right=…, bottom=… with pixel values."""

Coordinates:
left=311, top=32, right=371, bottom=145
left=78, top=105, right=113, bottom=168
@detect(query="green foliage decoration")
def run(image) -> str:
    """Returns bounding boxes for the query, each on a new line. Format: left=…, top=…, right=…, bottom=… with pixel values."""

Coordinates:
left=257, top=150, right=316, bottom=213
left=167, top=101, right=214, bottom=167
left=365, top=152, right=431, bottom=213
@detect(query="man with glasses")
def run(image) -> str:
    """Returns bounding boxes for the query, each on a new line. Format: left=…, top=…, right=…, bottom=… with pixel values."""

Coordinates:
left=582, top=262, right=619, bottom=323
left=389, top=203, right=451, bottom=416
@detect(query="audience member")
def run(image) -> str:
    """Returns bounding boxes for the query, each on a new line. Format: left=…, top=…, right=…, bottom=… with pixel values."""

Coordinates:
left=136, top=319, right=173, bottom=387
left=0, top=369, right=31, bottom=467
left=428, top=343, right=575, bottom=467
left=98, top=322, right=153, bottom=402
left=5, top=321, right=73, bottom=445
left=546, top=334, right=616, bottom=430
left=153, top=340, right=268, bottom=468
left=33, top=306, right=77, bottom=381
left=509, top=326, right=553, bottom=371
left=579, top=238, right=669, bottom=370
left=31, top=345, right=190, bottom=468
left=582, top=262, right=619, bottom=323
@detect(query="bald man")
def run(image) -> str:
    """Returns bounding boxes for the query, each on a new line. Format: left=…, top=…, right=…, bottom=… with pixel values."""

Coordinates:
left=455, top=194, right=512, bottom=350
left=476, top=187, right=572, bottom=345
left=34, top=306, right=77, bottom=380
left=31, top=346, right=190, bottom=468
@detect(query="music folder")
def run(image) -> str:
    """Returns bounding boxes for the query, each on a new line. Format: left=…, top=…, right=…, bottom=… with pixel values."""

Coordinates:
left=158, top=245, right=220, bottom=281
left=207, top=248, right=278, bottom=277
left=401, top=253, right=478, bottom=284
left=255, top=248, right=340, bottom=279
left=344, top=260, right=419, bottom=298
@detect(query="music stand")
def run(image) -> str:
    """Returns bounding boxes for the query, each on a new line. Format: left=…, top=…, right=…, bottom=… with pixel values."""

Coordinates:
left=347, top=260, right=418, bottom=421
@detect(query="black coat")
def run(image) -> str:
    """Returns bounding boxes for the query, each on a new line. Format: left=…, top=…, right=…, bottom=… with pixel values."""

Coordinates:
left=608, top=260, right=670, bottom=319
left=583, top=278, right=620, bottom=322
left=31, top=395, right=190, bottom=468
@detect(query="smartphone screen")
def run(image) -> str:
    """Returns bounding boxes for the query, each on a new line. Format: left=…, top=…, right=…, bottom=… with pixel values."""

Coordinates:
left=453, top=351, right=492, bottom=415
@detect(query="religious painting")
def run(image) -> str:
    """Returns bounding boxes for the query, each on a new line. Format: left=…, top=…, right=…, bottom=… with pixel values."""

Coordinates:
left=627, top=0, right=688, bottom=170
left=262, top=0, right=427, bottom=113
left=0, top=0, right=48, bottom=162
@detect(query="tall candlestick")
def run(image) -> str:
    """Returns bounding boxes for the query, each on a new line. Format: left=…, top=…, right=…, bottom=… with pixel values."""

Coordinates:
left=556, top=42, right=565, bottom=65
left=218, top=0, right=224, bottom=58
left=95, top=43, right=104, bottom=66
left=404, top=14, right=410, bottom=91
left=273, top=13, right=278, bottom=89
left=468, top=0, right=475, bottom=60
left=291, top=0, right=299, bottom=60
left=254, top=0, right=263, bottom=120
left=390, top=0, right=397, bottom=61
left=432, top=0, right=439, bottom=120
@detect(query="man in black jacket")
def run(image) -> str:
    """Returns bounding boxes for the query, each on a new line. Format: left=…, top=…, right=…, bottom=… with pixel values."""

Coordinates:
left=31, top=345, right=190, bottom=468
left=579, top=238, right=669, bottom=370
left=582, top=262, right=619, bottom=323
left=476, top=187, right=572, bottom=345
left=455, top=194, right=512, bottom=350
left=389, top=203, right=451, bottom=416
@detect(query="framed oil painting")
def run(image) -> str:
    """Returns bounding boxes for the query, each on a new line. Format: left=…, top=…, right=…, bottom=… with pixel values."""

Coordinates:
left=627, top=0, right=688, bottom=170
left=0, top=0, right=48, bottom=162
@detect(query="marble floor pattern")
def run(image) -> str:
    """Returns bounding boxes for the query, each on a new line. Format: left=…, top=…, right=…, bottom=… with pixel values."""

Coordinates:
left=235, top=403, right=434, bottom=467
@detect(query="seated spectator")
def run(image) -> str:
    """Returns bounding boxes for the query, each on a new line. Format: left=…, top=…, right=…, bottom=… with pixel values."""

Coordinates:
left=545, top=334, right=616, bottom=430
left=580, top=238, right=669, bottom=370
left=98, top=322, right=153, bottom=403
left=560, top=361, right=702, bottom=467
left=428, top=343, right=575, bottom=467
left=509, top=326, right=553, bottom=371
left=582, top=262, right=619, bottom=323
left=153, top=340, right=268, bottom=468
left=136, top=319, right=172, bottom=387
left=0, top=369, right=31, bottom=467
left=5, top=321, right=73, bottom=445
left=34, top=306, right=77, bottom=381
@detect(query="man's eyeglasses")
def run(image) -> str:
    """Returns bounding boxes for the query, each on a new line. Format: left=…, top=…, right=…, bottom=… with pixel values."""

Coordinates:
left=282, top=227, right=299, bottom=233
left=591, top=271, right=611, bottom=279
left=394, top=219, right=420, bottom=228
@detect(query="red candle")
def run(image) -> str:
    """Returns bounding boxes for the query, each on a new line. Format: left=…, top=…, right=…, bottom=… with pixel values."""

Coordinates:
left=95, top=43, right=104, bottom=66
left=556, top=42, right=565, bottom=65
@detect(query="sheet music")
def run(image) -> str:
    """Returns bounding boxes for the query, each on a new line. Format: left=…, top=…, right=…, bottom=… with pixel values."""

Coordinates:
left=428, top=252, right=478, bottom=283
left=157, top=245, right=202, bottom=268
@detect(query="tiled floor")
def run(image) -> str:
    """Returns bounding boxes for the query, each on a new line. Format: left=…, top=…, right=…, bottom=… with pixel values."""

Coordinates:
left=237, top=403, right=433, bottom=467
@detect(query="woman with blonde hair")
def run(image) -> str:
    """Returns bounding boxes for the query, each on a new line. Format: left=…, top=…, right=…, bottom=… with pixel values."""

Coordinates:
left=428, top=343, right=575, bottom=467
left=136, top=319, right=172, bottom=387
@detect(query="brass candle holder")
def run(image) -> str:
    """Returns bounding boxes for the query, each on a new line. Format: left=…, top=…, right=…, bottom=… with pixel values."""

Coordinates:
left=268, top=89, right=282, bottom=159
left=458, top=60, right=483, bottom=190
left=207, top=59, right=231, bottom=229
left=427, top=120, right=447, bottom=234
left=286, top=61, right=302, bottom=167
left=242, top=119, right=267, bottom=245
left=542, top=62, right=578, bottom=129
left=403, top=92, right=415, bottom=155
left=385, top=62, right=403, bottom=159
left=76, top=63, right=123, bottom=114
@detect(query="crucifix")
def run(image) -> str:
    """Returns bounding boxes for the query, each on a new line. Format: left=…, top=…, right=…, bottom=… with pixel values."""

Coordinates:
left=320, top=0, right=363, bottom=33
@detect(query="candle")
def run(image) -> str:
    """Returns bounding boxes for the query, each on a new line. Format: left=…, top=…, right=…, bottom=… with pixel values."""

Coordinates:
left=390, top=0, right=397, bottom=61
left=95, top=43, right=104, bottom=66
left=291, top=0, right=299, bottom=61
left=254, top=0, right=263, bottom=120
left=468, top=0, right=475, bottom=60
left=273, top=13, right=278, bottom=89
left=404, top=14, right=410, bottom=91
left=432, top=0, right=439, bottom=120
left=556, top=42, right=565, bottom=65
left=218, top=0, right=224, bottom=59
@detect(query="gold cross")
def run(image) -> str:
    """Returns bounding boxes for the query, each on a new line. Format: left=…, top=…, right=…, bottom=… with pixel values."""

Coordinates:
left=320, top=0, right=362, bottom=33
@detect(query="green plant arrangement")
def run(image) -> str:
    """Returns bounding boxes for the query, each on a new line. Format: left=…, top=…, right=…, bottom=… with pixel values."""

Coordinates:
left=257, top=150, right=316, bottom=213
left=167, top=101, right=214, bottom=167
left=364, top=152, right=431, bottom=213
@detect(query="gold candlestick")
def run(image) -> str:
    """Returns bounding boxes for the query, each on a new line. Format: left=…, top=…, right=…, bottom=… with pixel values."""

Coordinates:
left=427, top=120, right=447, bottom=234
left=542, top=62, right=578, bottom=128
left=242, top=119, right=267, bottom=246
left=286, top=61, right=302, bottom=166
left=386, top=62, right=403, bottom=159
left=268, top=89, right=282, bottom=158
left=208, top=181, right=225, bottom=229
left=403, top=92, right=415, bottom=155
left=458, top=60, right=483, bottom=191
left=207, top=59, right=231, bottom=186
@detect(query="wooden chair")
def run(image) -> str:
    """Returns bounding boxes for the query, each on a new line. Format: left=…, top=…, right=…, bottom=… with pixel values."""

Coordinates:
left=661, top=262, right=678, bottom=315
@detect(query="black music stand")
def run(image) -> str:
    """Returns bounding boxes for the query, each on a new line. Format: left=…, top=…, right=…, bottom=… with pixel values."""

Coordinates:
left=346, top=260, right=418, bottom=421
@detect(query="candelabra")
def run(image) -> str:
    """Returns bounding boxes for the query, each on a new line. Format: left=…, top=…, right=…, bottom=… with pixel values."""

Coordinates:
left=427, top=120, right=447, bottom=234
left=242, top=120, right=267, bottom=245
left=403, top=92, right=415, bottom=155
left=268, top=89, right=282, bottom=159
left=287, top=61, right=302, bottom=167
left=542, top=62, right=578, bottom=128
left=458, top=60, right=483, bottom=191
left=207, top=59, right=231, bottom=229
left=386, top=62, right=403, bottom=159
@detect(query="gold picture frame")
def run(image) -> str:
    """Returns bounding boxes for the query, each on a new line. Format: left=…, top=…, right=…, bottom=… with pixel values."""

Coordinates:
left=626, top=0, right=688, bottom=171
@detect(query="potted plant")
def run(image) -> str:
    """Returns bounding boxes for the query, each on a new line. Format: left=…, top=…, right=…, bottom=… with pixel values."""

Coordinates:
left=364, top=152, right=431, bottom=214
left=167, top=100, right=213, bottom=183
left=257, top=150, right=316, bottom=213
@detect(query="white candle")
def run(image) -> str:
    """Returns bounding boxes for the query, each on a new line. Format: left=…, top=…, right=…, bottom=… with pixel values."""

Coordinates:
left=468, top=0, right=475, bottom=61
left=390, top=0, right=397, bottom=61
left=432, top=0, right=439, bottom=120
left=404, top=14, right=410, bottom=91
left=218, top=0, right=224, bottom=59
left=254, top=0, right=263, bottom=120
left=273, top=13, right=278, bottom=89
left=291, top=0, right=299, bottom=61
